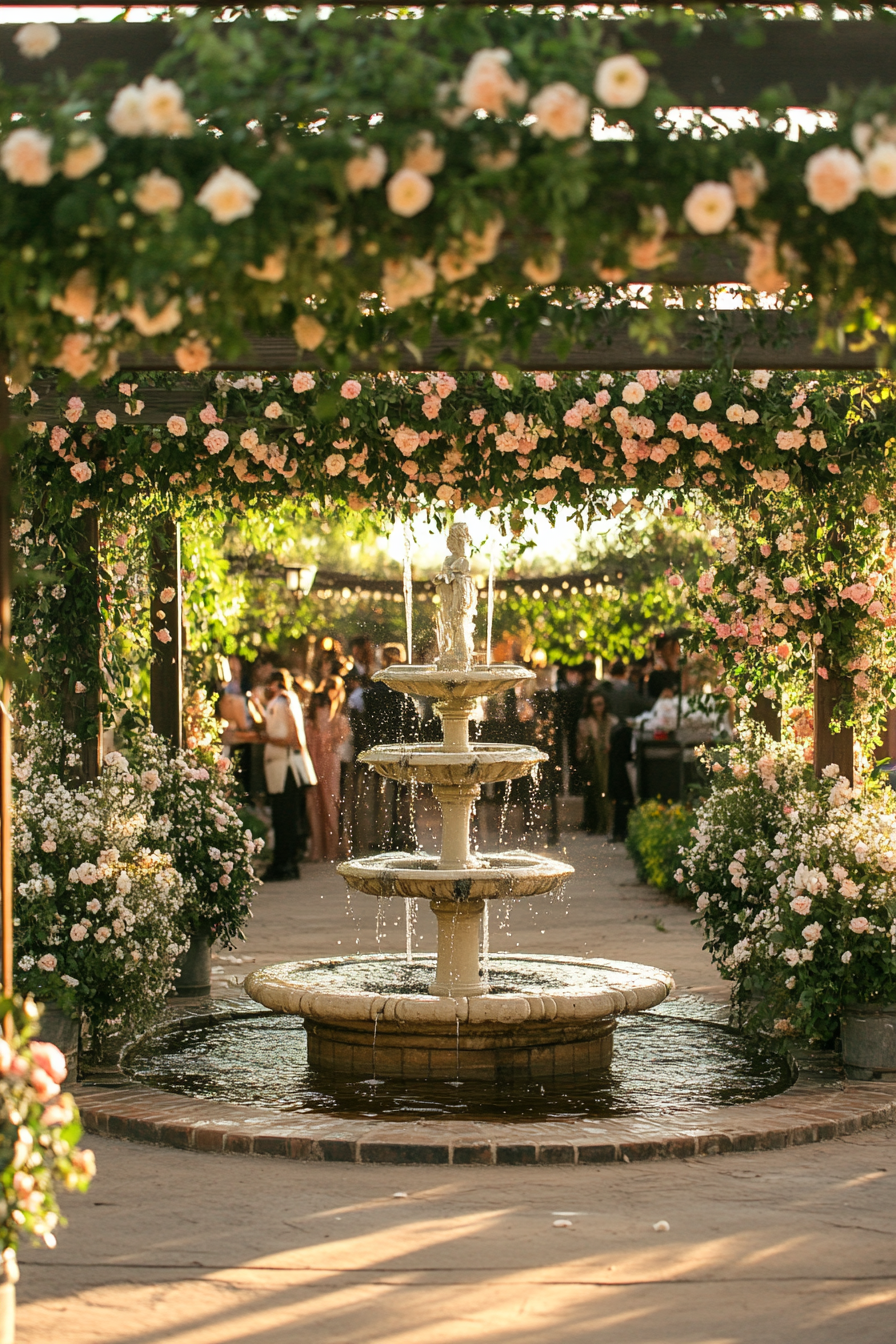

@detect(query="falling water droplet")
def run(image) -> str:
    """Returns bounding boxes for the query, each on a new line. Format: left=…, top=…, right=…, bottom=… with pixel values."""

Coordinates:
left=403, top=516, right=414, bottom=665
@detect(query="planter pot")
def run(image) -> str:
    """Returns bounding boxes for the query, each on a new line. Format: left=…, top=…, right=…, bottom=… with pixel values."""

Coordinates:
left=174, top=921, right=214, bottom=997
left=840, top=1003, right=896, bottom=1079
left=35, top=1001, right=79, bottom=1083
left=0, top=1280, right=14, bottom=1344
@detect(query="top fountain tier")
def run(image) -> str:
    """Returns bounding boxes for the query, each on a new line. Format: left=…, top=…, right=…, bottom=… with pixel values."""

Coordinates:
left=370, top=662, right=534, bottom=706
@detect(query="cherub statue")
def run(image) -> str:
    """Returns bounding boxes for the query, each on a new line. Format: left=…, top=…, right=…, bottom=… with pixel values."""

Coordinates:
left=434, top=521, right=477, bottom=670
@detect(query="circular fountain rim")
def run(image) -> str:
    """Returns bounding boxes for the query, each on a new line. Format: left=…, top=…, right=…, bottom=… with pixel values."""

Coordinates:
left=335, top=849, right=575, bottom=900
left=244, top=950, right=672, bottom=1026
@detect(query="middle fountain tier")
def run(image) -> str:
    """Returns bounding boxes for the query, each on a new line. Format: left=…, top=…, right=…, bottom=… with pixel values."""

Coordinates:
left=337, top=663, right=575, bottom=998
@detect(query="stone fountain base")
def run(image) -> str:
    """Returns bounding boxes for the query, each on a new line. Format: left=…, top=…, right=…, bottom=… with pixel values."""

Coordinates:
left=305, top=1014, right=616, bottom=1081
left=245, top=953, right=671, bottom=1082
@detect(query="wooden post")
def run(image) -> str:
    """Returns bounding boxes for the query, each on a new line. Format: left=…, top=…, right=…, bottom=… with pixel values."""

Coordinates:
left=60, top=512, right=103, bottom=781
left=150, top=515, right=183, bottom=748
left=814, top=669, right=854, bottom=784
left=0, top=365, right=13, bottom=1000
left=750, top=696, right=781, bottom=741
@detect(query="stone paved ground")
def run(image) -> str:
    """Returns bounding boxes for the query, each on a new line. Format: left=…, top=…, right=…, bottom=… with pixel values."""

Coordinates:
left=18, top=811, right=896, bottom=1342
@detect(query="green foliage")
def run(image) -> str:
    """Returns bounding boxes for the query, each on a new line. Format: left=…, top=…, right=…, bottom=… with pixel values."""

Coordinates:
left=3, top=12, right=896, bottom=372
left=626, top=800, right=694, bottom=898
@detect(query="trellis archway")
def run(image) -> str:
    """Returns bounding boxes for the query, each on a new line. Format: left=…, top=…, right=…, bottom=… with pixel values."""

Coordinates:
left=5, top=5, right=896, bottom=1008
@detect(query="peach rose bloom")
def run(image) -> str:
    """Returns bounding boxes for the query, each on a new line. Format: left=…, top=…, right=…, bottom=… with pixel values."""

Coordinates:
left=403, top=130, right=444, bottom=176
left=293, top=314, right=326, bottom=350
left=344, top=144, right=387, bottom=192
left=459, top=48, right=528, bottom=117
left=134, top=168, right=183, bottom=214
left=0, top=127, right=53, bottom=185
left=529, top=82, right=590, bottom=141
left=62, top=136, right=106, bottom=180
left=386, top=167, right=433, bottom=217
left=195, top=165, right=260, bottom=224
left=594, top=54, right=648, bottom=109
left=683, top=181, right=736, bottom=235
left=804, top=145, right=863, bottom=213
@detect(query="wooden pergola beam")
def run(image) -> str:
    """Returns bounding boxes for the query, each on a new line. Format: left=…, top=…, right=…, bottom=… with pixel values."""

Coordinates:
left=6, top=17, right=896, bottom=109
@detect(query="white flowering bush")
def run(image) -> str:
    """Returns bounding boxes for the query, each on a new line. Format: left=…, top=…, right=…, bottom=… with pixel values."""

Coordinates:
left=125, top=725, right=260, bottom=947
left=0, top=997, right=94, bottom=1265
left=12, top=722, right=186, bottom=1051
left=679, top=728, right=896, bottom=1043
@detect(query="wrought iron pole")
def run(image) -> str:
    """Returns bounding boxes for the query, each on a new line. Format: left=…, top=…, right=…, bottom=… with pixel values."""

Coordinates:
left=150, top=515, right=183, bottom=748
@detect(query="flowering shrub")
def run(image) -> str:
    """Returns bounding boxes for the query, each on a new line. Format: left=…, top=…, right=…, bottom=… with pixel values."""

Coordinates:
left=125, top=725, right=260, bottom=947
left=626, top=800, right=694, bottom=898
left=0, top=996, right=94, bottom=1267
left=12, top=722, right=186, bottom=1050
left=679, top=729, right=896, bottom=1043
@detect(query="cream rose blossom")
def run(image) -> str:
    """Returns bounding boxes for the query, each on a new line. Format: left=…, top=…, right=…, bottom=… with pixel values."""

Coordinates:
left=386, top=167, right=434, bottom=217
left=134, top=168, right=183, bottom=214
left=344, top=144, right=388, bottom=192
left=522, top=251, right=562, bottom=286
left=14, top=23, right=60, bottom=59
left=196, top=166, right=260, bottom=224
left=804, top=145, right=863, bottom=213
left=403, top=131, right=445, bottom=175
left=864, top=141, right=896, bottom=198
left=175, top=337, right=212, bottom=373
left=293, top=314, right=327, bottom=350
left=381, top=256, right=436, bottom=309
left=683, top=181, right=736, bottom=235
left=459, top=48, right=528, bottom=117
left=0, top=127, right=53, bottom=185
left=594, top=55, right=648, bottom=109
left=529, top=82, right=590, bottom=141
left=107, top=84, right=147, bottom=137
left=62, top=136, right=106, bottom=180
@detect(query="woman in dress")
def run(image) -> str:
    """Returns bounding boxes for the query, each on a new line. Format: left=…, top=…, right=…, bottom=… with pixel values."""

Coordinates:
left=576, top=691, right=617, bottom=837
left=305, top=675, right=350, bottom=861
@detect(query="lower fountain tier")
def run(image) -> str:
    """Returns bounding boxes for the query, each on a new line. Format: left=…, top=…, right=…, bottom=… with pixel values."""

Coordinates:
left=244, top=953, right=673, bottom=1081
left=336, top=850, right=574, bottom=901
left=359, top=742, right=546, bottom=787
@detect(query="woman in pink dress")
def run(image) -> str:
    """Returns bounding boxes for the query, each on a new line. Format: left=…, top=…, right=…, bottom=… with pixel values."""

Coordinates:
left=305, top=676, right=349, bottom=861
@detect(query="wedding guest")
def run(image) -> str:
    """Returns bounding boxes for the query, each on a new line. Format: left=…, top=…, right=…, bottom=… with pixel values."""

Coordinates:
left=261, top=668, right=318, bottom=882
left=305, top=676, right=349, bottom=862
left=577, top=691, right=617, bottom=836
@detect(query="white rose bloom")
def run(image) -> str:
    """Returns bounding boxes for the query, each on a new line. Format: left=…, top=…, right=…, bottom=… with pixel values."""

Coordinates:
left=529, top=82, right=590, bottom=141
left=386, top=167, right=434, bottom=218
left=381, top=256, right=436, bottom=309
left=864, top=141, right=896, bottom=198
left=683, top=181, right=737, bottom=235
left=62, top=136, right=106, bottom=180
left=14, top=23, right=60, bottom=60
left=107, top=84, right=147, bottom=137
left=594, top=54, right=649, bottom=110
left=195, top=166, right=260, bottom=224
left=459, top=48, right=528, bottom=117
left=0, top=128, right=53, bottom=186
left=141, top=76, right=186, bottom=136
left=403, top=130, right=444, bottom=176
left=344, top=144, right=388, bottom=193
left=751, top=369, right=771, bottom=389
left=804, top=145, right=864, bottom=213
left=134, top=168, right=184, bottom=215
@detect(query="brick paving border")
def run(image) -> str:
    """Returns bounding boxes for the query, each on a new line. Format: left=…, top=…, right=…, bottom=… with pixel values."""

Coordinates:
left=73, top=998, right=896, bottom=1166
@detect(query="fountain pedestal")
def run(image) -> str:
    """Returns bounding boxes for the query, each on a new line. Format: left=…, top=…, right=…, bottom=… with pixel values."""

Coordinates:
left=429, top=897, right=486, bottom=998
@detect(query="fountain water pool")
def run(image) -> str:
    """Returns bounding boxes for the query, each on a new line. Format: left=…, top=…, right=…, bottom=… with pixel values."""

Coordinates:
left=245, top=521, right=674, bottom=1081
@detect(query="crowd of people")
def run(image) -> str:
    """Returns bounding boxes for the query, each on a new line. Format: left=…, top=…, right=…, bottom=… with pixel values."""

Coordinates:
left=216, top=630, right=706, bottom=882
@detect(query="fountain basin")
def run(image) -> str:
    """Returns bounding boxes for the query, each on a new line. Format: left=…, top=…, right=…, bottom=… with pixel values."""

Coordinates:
left=245, top=953, right=672, bottom=1081
left=359, top=742, right=546, bottom=786
left=371, top=664, right=533, bottom=703
left=336, top=850, right=574, bottom=901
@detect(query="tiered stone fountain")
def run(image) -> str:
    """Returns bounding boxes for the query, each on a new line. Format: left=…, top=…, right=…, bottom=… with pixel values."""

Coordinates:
left=246, top=522, right=671, bottom=1080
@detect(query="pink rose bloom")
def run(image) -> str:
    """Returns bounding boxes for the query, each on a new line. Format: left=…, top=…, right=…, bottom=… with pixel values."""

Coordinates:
left=70, top=461, right=92, bottom=483
left=95, top=409, right=117, bottom=430
left=470, top=408, right=487, bottom=425
left=264, top=402, right=283, bottom=419
left=340, top=380, right=362, bottom=399
left=154, top=627, right=172, bottom=644
left=534, top=485, right=557, bottom=505
left=666, top=413, right=686, bottom=433
left=783, top=577, right=800, bottom=594
left=30, top=1040, right=67, bottom=1084
left=622, top=381, right=646, bottom=405
left=791, top=895, right=812, bottom=916
left=578, top=469, right=595, bottom=484
left=840, top=582, right=874, bottom=606
left=292, top=372, right=315, bottom=393
left=636, top=369, right=659, bottom=391
left=203, top=429, right=229, bottom=454
left=65, top=397, right=85, bottom=423
left=696, top=572, right=715, bottom=594
left=199, top=402, right=219, bottom=426
left=827, top=462, right=841, bottom=474
left=595, top=389, right=610, bottom=407
left=325, top=453, right=346, bottom=476
left=563, top=408, right=583, bottom=428
left=668, top=573, right=683, bottom=588
left=492, top=373, right=511, bottom=390
left=849, top=917, right=870, bottom=934
left=30, top=1067, right=60, bottom=1103
left=693, top=391, right=712, bottom=412
left=166, top=415, right=187, bottom=436
left=435, top=375, right=457, bottom=397
left=422, top=394, right=441, bottom=419
left=868, top=600, right=885, bottom=619
left=36, top=954, right=57, bottom=973
left=534, top=372, right=555, bottom=391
